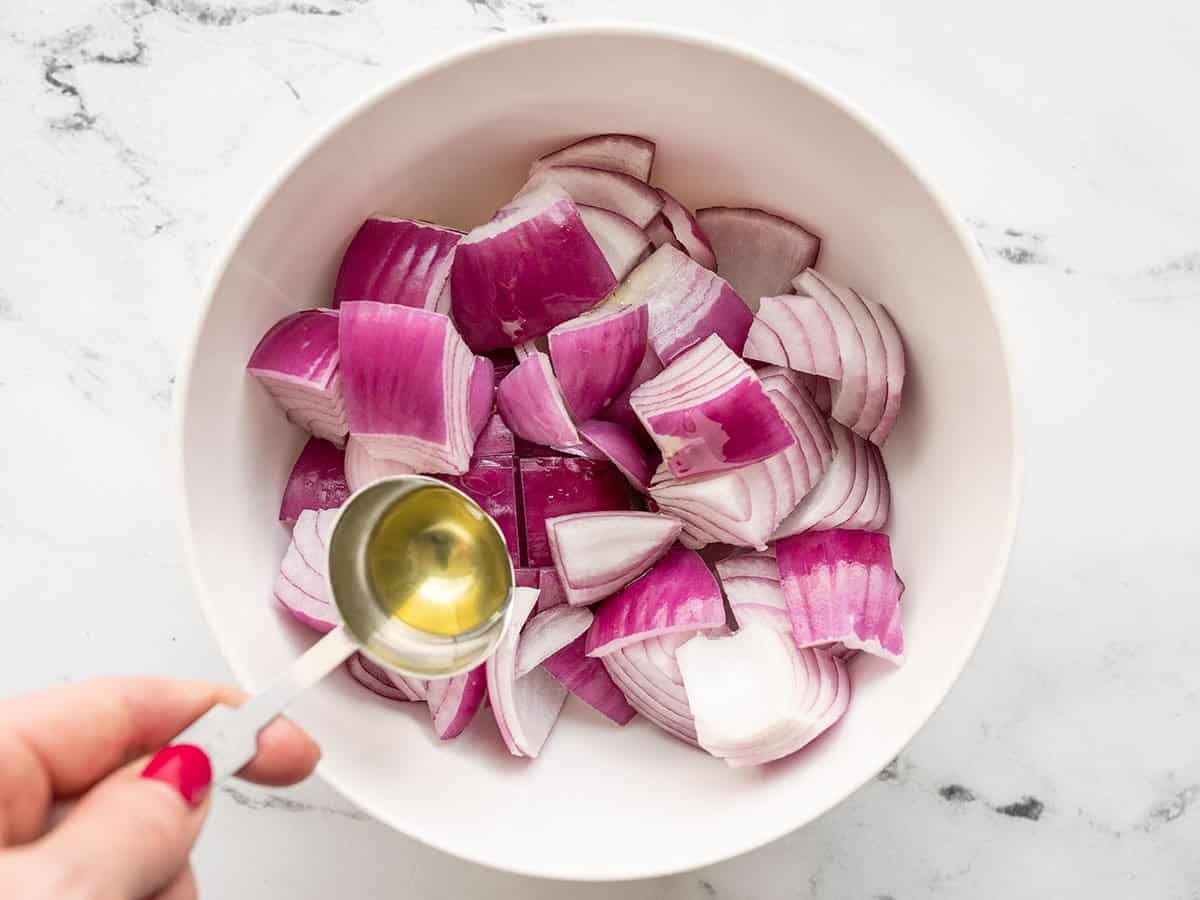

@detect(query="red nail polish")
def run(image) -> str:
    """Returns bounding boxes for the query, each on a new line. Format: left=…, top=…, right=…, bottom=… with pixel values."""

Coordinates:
left=141, top=744, right=212, bottom=807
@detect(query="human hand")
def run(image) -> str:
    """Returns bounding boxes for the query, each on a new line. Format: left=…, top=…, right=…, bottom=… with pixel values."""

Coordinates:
left=0, top=677, right=320, bottom=899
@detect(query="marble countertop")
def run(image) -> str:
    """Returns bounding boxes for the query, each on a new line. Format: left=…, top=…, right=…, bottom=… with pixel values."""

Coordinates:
left=2, top=0, right=1198, bottom=896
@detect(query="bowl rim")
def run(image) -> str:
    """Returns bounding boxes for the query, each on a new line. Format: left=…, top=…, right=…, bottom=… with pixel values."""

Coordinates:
left=174, top=21, right=1024, bottom=881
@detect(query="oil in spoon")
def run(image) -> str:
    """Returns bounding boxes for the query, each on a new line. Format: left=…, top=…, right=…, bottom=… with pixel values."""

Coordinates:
left=364, top=484, right=510, bottom=637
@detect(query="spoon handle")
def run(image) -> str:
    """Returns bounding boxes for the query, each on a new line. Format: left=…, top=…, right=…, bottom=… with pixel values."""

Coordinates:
left=172, top=626, right=357, bottom=782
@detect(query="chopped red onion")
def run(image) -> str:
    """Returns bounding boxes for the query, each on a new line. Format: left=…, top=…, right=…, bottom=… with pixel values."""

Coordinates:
left=519, top=456, right=633, bottom=567
left=347, top=653, right=421, bottom=702
left=601, top=344, right=663, bottom=437
left=340, top=302, right=475, bottom=474
left=515, top=605, right=594, bottom=677
left=273, top=508, right=339, bottom=632
left=451, top=184, right=616, bottom=351
left=644, top=213, right=685, bottom=252
left=535, top=566, right=567, bottom=611
left=247, top=308, right=348, bottom=446
left=578, top=419, right=657, bottom=492
left=522, top=165, right=663, bottom=228
left=529, top=133, right=655, bottom=182
left=278, top=438, right=349, bottom=523
left=333, top=217, right=462, bottom=311
left=426, top=666, right=487, bottom=739
left=496, top=351, right=580, bottom=448
left=601, top=633, right=698, bottom=744
left=542, top=634, right=636, bottom=725
left=468, top=355, right=495, bottom=444
left=714, top=548, right=791, bottom=634
left=577, top=205, right=652, bottom=279
left=546, top=511, right=682, bottom=607
left=343, top=435, right=413, bottom=492
left=695, top=207, right=820, bottom=311
left=656, top=189, right=716, bottom=270
left=548, top=305, right=648, bottom=421
left=743, top=292, right=842, bottom=378
left=440, top=458, right=520, bottom=563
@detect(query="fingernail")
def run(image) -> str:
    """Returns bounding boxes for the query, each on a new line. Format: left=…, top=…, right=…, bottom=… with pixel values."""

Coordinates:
left=141, top=744, right=212, bottom=807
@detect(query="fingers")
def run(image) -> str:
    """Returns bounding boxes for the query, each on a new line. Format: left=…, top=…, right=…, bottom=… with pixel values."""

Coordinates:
left=23, top=756, right=209, bottom=900
left=153, top=863, right=198, bottom=900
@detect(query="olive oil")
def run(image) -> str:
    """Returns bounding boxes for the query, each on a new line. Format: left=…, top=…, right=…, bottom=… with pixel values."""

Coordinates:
left=364, top=485, right=509, bottom=637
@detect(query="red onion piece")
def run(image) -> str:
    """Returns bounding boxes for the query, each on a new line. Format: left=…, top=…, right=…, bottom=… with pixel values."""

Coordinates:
left=631, top=334, right=795, bottom=479
left=515, top=605, right=594, bottom=677
left=440, top=458, right=520, bottom=563
left=610, top=246, right=753, bottom=364
left=535, top=566, right=567, bottom=611
left=468, top=356, right=495, bottom=444
left=343, top=436, right=414, bottom=492
left=644, top=213, right=685, bottom=251
left=585, top=546, right=725, bottom=657
left=473, top=412, right=516, bottom=459
left=743, top=292, right=842, bottom=378
left=278, top=438, right=349, bottom=523
left=695, top=207, right=820, bottom=311
left=496, top=352, right=580, bottom=448
left=247, top=309, right=348, bottom=446
left=451, top=184, right=616, bottom=351
left=542, top=634, right=636, bottom=725
left=347, top=653, right=420, bottom=702
left=519, top=456, right=634, bottom=567
left=677, top=623, right=849, bottom=765
left=530, top=133, right=655, bottom=182
left=715, top=548, right=791, bottom=634
left=578, top=419, right=656, bottom=492
left=864, top=299, right=907, bottom=446
left=601, top=344, right=663, bottom=438
left=548, top=305, right=648, bottom=421
left=273, top=509, right=339, bottom=632
left=522, top=165, right=663, bottom=228
left=757, top=366, right=836, bottom=493
left=333, top=217, right=462, bottom=311
left=656, top=189, right=716, bottom=270
left=547, top=511, right=682, bottom=607
left=777, top=529, right=905, bottom=663
left=340, top=302, right=475, bottom=474
left=426, top=666, right=487, bottom=739
left=515, top=567, right=541, bottom=588
left=513, top=337, right=546, bottom=363
left=601, top=634, right=698, bottom=744
left=486, top=586, right=568, bottom=757
left=577, top=205, right=652, bottom=279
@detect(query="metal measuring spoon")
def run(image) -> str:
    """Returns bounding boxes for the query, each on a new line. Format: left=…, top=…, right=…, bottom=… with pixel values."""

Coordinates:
left=172, top=475, right=515, bottom=782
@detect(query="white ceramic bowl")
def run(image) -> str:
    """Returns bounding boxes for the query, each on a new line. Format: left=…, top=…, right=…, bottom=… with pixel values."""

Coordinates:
left=177, top=25, right=1020, bottom=881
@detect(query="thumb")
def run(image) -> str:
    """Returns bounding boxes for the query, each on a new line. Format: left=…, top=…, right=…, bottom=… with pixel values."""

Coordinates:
left=24, top=745, right=211, bottom=899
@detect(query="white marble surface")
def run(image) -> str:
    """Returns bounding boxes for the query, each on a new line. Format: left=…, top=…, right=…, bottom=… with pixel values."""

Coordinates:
left=2, top=0, right=1198, bottom=896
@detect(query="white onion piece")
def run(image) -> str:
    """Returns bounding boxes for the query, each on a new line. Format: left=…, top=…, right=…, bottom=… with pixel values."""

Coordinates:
left=247, top=308, right=348, bottom=446
left=515, top=605, right=594, bottom=677
left=631, top=334, right=795, bottom=479
left=609, top=245, right=753, bottom=364
left=695, top=207, right=820, bottom=311
left=644, top=213, right=685, bottom=252
left=451, top=184, right=616, bottom=351
left=676, top=623, right=849, bottom=765
left=585, top=546, right=726, bottom=657
left=272, top=508, right=339, bottom=633
left=495, top=351, right=580, bottom=448
left=333, top=217, right=462, bottom=311
left=578, top=419, right=656, bottom=492
left=486, top=587, right=568, bottom=757
left=656, top=189, right=716, bottom=270
left=530, top=133, right=655, bottom=182
left=522, top=165, right=663, bottom=228
left=347, top=653, right=420, bottom=702
left=343, top=435, right=414, bottom=492
left=340, top=302, right=475, bottom=474
left=546, top=511, right=681, bottom=606
left=715, top=548, right=791, bottom=634
left=426, top=666, right=488, bottom=739
left=777, top=529, right=904, bottom=663
left=548, top=305, right=648, bottom=421
left=577, top=205, right=652, bottom=279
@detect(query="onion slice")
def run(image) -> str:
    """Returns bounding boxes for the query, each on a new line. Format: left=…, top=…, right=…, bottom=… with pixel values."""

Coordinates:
left=496, top=351, right=580, bottom=448
left=530, top=133, right=655, bottom=182
left=547, top=305, right=648, bottom=422
left=346, top=653, right=419, bottom=702
left=333, top=217, right=462, bottom=311
left=656, top=189, right=716, bottom=270
left=486, top=586, right=569, bottom=757
left=546, top=511, right=682, bottom=607
left=644, top=213, right=684, bottom=251
left=610, top=245, right=753, bottom=364
left=578, top=420, right=656, bottom=492
left=586, top=546, right=725, bottom=657
left=273, top=508, right=339, bottom=633
left=247, top=308, right=348, bottom=446
left=695, top=207, right=820, bottom=311
left=451, top=184, right=616, bottom=351
left=542, top=635, right=636, bottom=725
left=601, top=344, right=662, bottom=438
left=715, top=548, right=790, bottom=634
left=515, top=605, right=594, bottom=677
left=426, top=666, right=488, bottom=739
left=468, top=356, right=495, bottom=443
left=631, top=334, right=795, bottom=479
left=777, top=529, right=905, bottom=663
left=601, top=633, right=698, bottom=744
left=343, top=435, right=413, bottom=492
left=519, top=456, right=634, bottom=567
left=340, top=302, right=475, bottom=474
left=677, top=623, right=849, bottom=766
left=535, top=566, right=567, bottom=611
left=743, top=292, right=841, bottom=378
left=522, top=165, right=663, bottom=228
left=278, top=438, right=349, bottom=523
left=578, top=205, right=652, bottom=279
